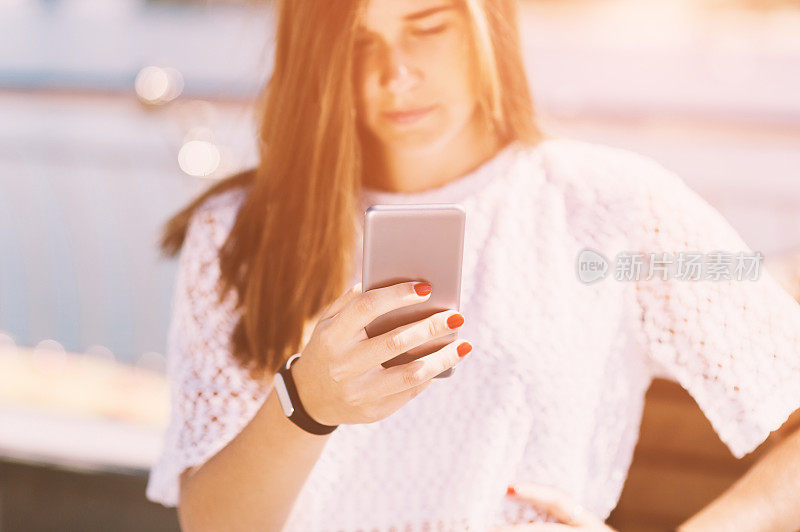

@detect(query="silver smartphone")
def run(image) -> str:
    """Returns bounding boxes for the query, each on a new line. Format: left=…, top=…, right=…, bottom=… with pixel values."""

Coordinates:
left=361, top=203, right=466, bottom=379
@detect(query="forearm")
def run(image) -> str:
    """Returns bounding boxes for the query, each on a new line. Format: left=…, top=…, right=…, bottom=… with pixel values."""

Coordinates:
left=678, top=428, right=800, bottom=532
left=177, top=387, right=332, bottom=532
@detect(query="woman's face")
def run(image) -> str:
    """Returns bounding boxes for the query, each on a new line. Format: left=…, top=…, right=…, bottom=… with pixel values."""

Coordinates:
left=354, top=0, right=479, bottom=153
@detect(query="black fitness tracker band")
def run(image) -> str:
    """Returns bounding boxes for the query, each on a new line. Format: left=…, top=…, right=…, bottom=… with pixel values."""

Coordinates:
left=273, top=353, right=339, bottom=435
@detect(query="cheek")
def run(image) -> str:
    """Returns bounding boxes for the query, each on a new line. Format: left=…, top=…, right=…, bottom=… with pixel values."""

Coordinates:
left=353, top=70, right=377, bottom=120
left=427, top=28, right=477, bottom=94
left=356, top=81, right=382, bottom=128
left=353, top=58, right=382, bottom=109
left=424, top=37, right=477, bottom=106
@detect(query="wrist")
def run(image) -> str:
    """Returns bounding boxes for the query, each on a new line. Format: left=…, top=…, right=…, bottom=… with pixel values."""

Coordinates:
left=290, top=355, right=334, bottom=427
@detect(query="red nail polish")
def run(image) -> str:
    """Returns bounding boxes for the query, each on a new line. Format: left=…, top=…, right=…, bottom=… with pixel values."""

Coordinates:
left=457, top=342, right=472, bottom=357
left=413, top=282, right=432, bottom=296
left=447, top=313, right=464, bottom=329
left=506, top=486, right=516, bottom=496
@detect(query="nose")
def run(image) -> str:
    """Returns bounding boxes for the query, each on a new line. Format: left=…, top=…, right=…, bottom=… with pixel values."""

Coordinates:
left=380, top=46, right=420, bottom=95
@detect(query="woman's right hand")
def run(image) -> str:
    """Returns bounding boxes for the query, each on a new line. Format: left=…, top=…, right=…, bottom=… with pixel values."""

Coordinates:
left=290, top=281, right=471, bottom=426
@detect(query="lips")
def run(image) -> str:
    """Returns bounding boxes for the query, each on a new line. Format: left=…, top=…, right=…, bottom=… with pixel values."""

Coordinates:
left=382, top=104, right=436, bottom=124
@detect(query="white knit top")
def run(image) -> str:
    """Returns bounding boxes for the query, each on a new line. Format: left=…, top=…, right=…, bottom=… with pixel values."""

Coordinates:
left=146, top=138, right=800, bottom=531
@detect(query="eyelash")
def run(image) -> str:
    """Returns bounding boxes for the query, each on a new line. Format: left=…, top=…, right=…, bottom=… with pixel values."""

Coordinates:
left=412, top=23, right=448, bottom=36
left=355, top=23, right=449, bottom=49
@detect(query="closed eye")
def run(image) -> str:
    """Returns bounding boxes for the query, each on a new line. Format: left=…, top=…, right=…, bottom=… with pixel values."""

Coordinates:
left=412, top=23, right=448, bottom=36
left=355, top=23, right=449, bottom=51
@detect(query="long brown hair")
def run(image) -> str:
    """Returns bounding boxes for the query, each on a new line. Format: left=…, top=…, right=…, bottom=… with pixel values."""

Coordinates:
left=159, top=0, right=546, bottom=380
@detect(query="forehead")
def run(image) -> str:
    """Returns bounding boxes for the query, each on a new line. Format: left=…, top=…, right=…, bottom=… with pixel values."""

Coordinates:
left=358, top=0, right=458, bottom=29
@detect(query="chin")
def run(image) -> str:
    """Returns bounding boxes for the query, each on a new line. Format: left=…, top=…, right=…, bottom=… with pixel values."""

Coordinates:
left=384, top=133, right=446, bottom=155
left=373, top=122, right=454, bottom=154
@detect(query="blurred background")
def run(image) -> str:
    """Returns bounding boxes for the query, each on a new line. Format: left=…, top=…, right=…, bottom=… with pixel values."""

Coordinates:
left=1, top=0, right=799, bottom=530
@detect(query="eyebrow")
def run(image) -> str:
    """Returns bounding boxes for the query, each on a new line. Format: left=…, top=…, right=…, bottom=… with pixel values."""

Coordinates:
left=356, top=3, right=456, bottom=34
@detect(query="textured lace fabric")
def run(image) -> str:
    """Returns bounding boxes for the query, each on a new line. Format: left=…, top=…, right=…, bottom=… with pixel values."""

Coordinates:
left=146, top=138, right=800, bottom=531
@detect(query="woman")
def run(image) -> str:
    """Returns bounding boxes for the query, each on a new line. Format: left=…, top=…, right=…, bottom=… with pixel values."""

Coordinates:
left=146, top=0, right=800, bottom=530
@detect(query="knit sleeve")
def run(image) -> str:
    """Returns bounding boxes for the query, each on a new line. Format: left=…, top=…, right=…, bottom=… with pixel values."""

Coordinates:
left=629, top=155, right=800, bottom=459
left=146, top=192, right=270, bottom=507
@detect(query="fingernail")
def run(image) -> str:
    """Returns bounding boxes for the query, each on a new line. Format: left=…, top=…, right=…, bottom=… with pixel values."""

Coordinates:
left=457, top=342, right=472, bottom=357
left=413, top=282, right=432, bottom=296
left=506, top=485, right=516, bottom=496
left=447, top=313, right=464, bottom=329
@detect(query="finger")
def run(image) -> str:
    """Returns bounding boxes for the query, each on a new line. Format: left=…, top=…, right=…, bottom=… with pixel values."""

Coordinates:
left=320, top=282, right=362, bottom=321
left=374, top=338, right=470, bottom=397
left=507, top=483, right=590, bottom=526
left=333, top=281, right=432, bottom=340
left=374, top=376, right=433, bottom=415
left=344, top=308, right=463, bottom=377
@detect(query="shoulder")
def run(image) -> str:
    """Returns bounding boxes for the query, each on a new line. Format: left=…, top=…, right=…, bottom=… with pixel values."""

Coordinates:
left=185, top=186, right=249, bottom=252
left=534, top=136, right=682, bottom=202
left=522, top=137, right=732, bottom=251
left=533, top=137, right=711, bottom=229
left=193, top=186, right=248, bottom=232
